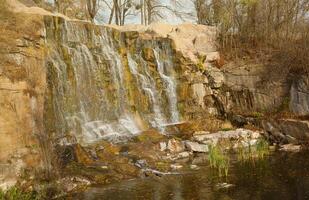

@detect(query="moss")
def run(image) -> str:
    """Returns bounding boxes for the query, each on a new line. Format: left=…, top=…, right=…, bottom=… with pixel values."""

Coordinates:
left=135, top=130, right=165, bottom=143
left=155, top=161, right=171, bottom=172
left=142, top=48, right=155, bottom=62
left=251, top=112, right=264, bottom=118
left=221, top=128, right=233, bottom=131
left=65, top=162, right=113, bottom=184
left=196, top=54, right=207, bottom=73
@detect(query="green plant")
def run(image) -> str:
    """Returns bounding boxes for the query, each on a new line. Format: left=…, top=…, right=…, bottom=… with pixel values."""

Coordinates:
left=209, top=145, right=230, bottom=177
left=251, top=112, right=264, bottom=118
left=0, top=189, right=4, bottom=200
left=256, top=139, right=269, bottom=159
left=221, top=128, right=233, bottom=131
left=1, top=186, right=37, bottom=200
left=237, top=139, right=270, bottom=162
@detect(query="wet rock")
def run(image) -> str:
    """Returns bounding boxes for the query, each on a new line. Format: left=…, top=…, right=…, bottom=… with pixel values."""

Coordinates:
left=190, top=164, right=200, bottom=170
left=279, top=144, right=301, bottom=152
left=177, top=151, right=191, bottom=159
left=185, top=141, right=209, bottom=153
left=215, top=183, right=235, bottom=190
left=136, top=130, right=165, bottom=143
left=159, top=142, right=167, bottom=151
left=165, top=151, right=191, bottom=161
left=170, top=164, right=183, bottom=170
left=57, top=176, right=91, bottom=193
left=167, top=139, right=185, bottom=153
left=135, top=159, right=148, bottom=169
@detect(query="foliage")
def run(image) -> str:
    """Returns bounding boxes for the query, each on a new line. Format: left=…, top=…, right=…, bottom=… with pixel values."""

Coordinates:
left=194, top=0, right=309, bottom=73
left=209, top=145, right=230, bottom=177
left=0, top=187, right=38, bottom=200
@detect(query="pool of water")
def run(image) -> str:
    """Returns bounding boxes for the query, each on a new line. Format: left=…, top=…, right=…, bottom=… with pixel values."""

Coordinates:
left=70, top=151, right=309, bottom=200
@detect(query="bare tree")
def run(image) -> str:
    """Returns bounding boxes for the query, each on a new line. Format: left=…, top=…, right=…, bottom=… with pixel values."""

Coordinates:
left=192, top=0, right=309, bottom=71
left=86, top=0, right=100, bottom=22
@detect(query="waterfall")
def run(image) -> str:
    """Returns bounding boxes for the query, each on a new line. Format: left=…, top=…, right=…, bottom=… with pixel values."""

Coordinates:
left=46, top=20, right=181, bottom=144
left=127, top=53, right=166, bottom=131
left=153, top=48, right=180, bottom=124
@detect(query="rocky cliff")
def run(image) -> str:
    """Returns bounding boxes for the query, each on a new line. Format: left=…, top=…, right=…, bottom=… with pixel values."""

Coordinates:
left=0, top=0, right=308, bottom=190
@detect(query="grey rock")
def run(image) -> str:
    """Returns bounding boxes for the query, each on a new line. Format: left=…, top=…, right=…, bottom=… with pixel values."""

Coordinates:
left=290, top=75, right=309, bottom=115
left=185, top=141, right=209, bottom=153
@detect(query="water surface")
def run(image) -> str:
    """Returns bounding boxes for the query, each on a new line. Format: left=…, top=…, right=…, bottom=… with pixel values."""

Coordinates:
left=72, top=151, right=309, bottom=200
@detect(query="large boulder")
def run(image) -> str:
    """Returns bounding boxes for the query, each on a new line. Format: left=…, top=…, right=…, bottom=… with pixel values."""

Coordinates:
left=185, top=141, right=209, bottom=153
left=262, top=119, right=309, bottom=143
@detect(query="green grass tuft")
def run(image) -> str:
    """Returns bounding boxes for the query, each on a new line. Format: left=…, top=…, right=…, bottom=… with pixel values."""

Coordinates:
left=209, top=145, right=230, bottom=177
left=237, top=139, right=270, bottom=162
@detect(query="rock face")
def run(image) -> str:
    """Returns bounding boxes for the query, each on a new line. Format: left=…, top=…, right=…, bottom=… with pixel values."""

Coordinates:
left=0, top=8, right=47, bottom=187
left=0, top=2, right=222, bottom=185
left=262, top=119, right=309, bottom=143
left=290, top=75, right=309, bottom=115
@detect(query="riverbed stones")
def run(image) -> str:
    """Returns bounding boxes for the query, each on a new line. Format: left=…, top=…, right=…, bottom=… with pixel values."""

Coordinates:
left=159, top=139, right=185, bottom=153
left=185, top=141, right=209, bottom=153
left=279, top=144, right=301, bottom=152
left=170, top=164, right=183, bottom=170
left=190, top=164, right=200, bottom=170
left=192, top=129, right=262, bottom=149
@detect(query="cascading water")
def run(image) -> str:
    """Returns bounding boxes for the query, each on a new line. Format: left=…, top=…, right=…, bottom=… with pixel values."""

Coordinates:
left=45, top=19, right=181, bottom=144
left=153, top=48, right=180, bottom=124
left=127, top=53, right=167, bottom=131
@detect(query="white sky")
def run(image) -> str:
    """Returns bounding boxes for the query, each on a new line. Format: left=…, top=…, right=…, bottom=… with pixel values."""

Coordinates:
left=95, top=0, right=197, bottom=25
left=46, top=0, right=197, bottom=25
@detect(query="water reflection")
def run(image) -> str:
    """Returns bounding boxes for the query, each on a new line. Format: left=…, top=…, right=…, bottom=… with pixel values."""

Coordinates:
left=71, top=151, right=309, bottom=200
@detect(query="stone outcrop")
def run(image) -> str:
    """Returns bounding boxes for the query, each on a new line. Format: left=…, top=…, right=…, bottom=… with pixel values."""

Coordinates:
left=192, top=129, right=262, bottom=150
left=262, top=119, right=309, bottom=144
left=0, top=1, right=222, bottom=187
left=290, top=75, right=309, bottom=115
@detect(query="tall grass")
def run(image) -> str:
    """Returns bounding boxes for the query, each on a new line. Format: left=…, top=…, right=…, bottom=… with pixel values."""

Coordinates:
left=237, top=139, right=270, bottom=163
left=0, top=187, right=38, bottom=200
left=256, top=139, right=269, bottom=159
left=209, top=145, right=230, bottom=177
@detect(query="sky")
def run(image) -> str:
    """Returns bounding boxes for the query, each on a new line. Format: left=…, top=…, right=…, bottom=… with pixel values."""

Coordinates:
left=45, top=0, right=197, bottom=25
left=95, top=0, right=197, bottom=25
